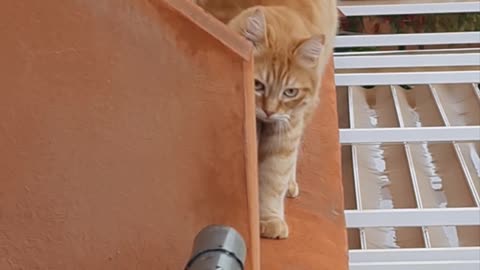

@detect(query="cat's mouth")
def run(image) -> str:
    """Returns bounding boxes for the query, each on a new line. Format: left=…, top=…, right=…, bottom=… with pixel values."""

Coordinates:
left=256, top=116, right=278, bottom=124
left=256, top=109, right=290, bottom=124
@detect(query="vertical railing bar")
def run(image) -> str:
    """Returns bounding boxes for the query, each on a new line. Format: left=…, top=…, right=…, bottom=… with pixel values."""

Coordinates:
left=348, top=86, right=368, bottom=249
left=472, top=83, right=480, bottom=101
left=428, top=84, right=451, bottom=126
left=348, top=87, right=362, bottom=208
left=390, top=85, right=432, bottom=248
left=429, top=84, right=480, bottom=206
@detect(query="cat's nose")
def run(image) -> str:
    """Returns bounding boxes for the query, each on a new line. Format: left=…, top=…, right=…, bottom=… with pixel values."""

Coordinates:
left=265, top=110, right=275, bottom=117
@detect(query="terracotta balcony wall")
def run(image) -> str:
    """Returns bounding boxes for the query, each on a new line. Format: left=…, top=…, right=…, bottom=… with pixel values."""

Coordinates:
left=0, top=0, right=347, bottom=269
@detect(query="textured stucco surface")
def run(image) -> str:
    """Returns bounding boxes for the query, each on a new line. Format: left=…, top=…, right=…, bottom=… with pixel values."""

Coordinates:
left=0, top=0, right=346, bottom=269
left=0, top=0, right=259, bottom=269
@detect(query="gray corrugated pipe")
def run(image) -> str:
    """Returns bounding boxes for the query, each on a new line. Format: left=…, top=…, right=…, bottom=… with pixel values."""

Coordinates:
left=185, top=225, right=246, bottom=270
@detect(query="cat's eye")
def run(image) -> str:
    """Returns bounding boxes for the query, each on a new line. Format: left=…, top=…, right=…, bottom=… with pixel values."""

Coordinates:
left=283, top=88, right=299, bottom=98
left=254, top=79, right=266, bottom=93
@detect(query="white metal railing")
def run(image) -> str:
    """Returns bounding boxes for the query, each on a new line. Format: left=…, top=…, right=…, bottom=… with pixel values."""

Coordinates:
left=350, top=247, right=480, bottom=262
left=350, top=260, right=480, bottom=270
left=335, top=3, right=480, bottom=269
left=338, top=0, right=480, bottom=16
left=390, top=84, right=432, bottom=248
left=345, top=208, right=480, bottom=227
left=340, top=126, right=480, bottom=144
left=334, top=52, right=480, bottom=69
left=350, top=247, right=480, bottom=270
left=430, top=84, right=480, bottom=206
left=343, top=84, right=480, bottom=267
left=335, top=70, right=480, bottom=86
left=336, top=47, right=480, bottom=56
left=335, top=32, right=480, bottom=48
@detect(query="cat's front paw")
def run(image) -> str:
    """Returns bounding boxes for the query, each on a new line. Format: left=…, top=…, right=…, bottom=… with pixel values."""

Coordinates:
left=260, top=217, right=289, bottom=239
left=287, top=180, right=299, bottom=198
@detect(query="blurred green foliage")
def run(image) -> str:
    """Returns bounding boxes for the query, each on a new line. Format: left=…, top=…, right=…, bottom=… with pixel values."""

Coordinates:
left=340, top=13, right=480, bottom=34
left=336, top=13, right=480, bottom=53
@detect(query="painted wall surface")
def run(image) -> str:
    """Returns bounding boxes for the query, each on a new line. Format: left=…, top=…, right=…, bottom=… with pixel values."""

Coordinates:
left=0, top=0, right=260, bottom=269
left=1, top=0, right=347, bottom=269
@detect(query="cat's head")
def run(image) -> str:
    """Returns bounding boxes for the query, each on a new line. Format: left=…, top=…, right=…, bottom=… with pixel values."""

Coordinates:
left=228, top=7, right=325, bottom=124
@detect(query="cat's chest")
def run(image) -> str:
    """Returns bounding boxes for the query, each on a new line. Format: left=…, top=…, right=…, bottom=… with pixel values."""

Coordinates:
left=258, top=123, right=302, bottom=148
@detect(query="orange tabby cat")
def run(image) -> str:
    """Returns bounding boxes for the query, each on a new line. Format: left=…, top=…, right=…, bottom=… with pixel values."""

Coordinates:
left=195, top=0, right=338, bottom=239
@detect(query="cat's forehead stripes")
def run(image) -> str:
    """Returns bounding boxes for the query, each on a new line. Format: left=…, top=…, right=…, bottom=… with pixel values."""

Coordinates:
left=261, top=70, right=268, bottom=82
left=285, top=76, right=297, bottom=87
left=262, top=60, right=297, bottom=90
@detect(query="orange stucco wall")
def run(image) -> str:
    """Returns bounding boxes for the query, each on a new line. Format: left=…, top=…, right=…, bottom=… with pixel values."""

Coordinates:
left=1, top=0, right=347, bottom=269
left=0, top=1, right=259, bottom=269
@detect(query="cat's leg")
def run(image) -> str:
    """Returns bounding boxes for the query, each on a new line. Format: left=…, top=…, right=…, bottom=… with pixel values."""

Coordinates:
left=259, top=148, right=297, bottom=239
left=286, top=148, right=299, bottom=198
left=259, top=159, right=289, bottom=239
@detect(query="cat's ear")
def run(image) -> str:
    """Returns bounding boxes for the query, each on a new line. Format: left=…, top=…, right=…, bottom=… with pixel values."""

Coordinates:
left=294, top=35, right=325, bottom=68
left=243, top=8, right=267, bottom=48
